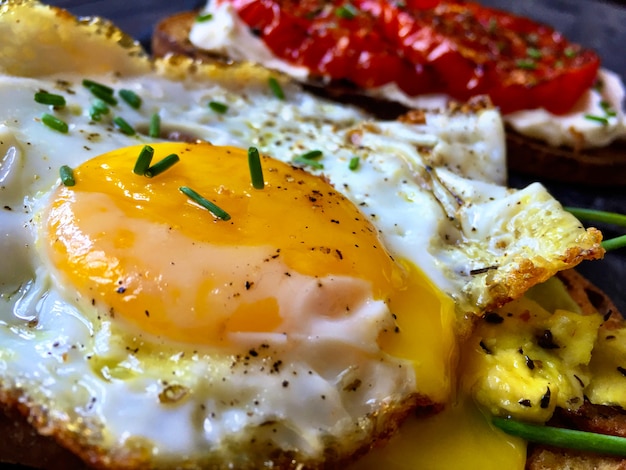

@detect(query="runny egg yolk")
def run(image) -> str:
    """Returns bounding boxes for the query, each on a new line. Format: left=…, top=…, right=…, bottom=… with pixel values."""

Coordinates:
left=44, top=142, right=455, bottom=396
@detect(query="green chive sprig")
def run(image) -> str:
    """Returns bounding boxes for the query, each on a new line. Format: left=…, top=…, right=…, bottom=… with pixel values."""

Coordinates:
left=248, top=147, right=264, bottom=189
left=92, top=98, right=110, bottom=114
left=133, top=145, right=155, bottom=175
left=119, top=89, right=142, bottom=109
left=113, top=116, right=136, bottom=136
left=34, top=91, right=66, bottom=107
left=208, top=101, right=228, bottom=114
left=526, top=47, right=542, bottom=60
left=566, top=207, right=626, bottom=251
left=602, top=235, right=626, bottom=252
left=493, top=417, right=626, bottom=456
left=59, top=165, right=75, bottom=186
left=196, top=13, right=213, bottom=22
left=145, top=153, right=180, bottom=178
left=89, top=110, right=102, bottom=122
left=90, top=98, right=110, bottom=121
left=566, top=207, right=626, bottom=228
left=336, top=3, right=358, bottom=19
left=83, top=79, right=118, bottom=106
left=584, top=98, right=617, bottom=126
left=349, top=156, right=360, bottom=170
left=564, top=47, right=577, bottom=58
left=42, top=113, right=68, bottom=133
left=293, top=149, right=324, bottom=169
left=179, top=186, right=231, bottom=221
left=268, top=77, right=285, bottom=100
left=299, top=150, right=323, bottom=160
left=149, top=113, right=161, bottom=138
left=82, top=79, right=113, bottom=94
left=515, top=59, right=537, bottom=70
left=585, top=114, right=609, bottom=125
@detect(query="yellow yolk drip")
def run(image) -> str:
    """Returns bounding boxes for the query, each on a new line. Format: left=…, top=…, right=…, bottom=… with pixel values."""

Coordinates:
left=379, top=259, right=456, bottom=400
left=351, top=396, right=526, bottom=470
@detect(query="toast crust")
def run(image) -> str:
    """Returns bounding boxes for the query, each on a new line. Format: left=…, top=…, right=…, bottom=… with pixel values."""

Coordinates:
left=152, top=10, right=626, bottom=186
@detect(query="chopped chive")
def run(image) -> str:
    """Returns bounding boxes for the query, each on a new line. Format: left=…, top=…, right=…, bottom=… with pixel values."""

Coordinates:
left=59, top=165, right=75, bottom=186
left=149, top=113, right=161, bottom=138
left=336, top=3, right=358, bottom=19
left=208, top=101, right=229, bottom=114
left=144, top=153, right=180, bottom=178
left=487, top=18, right=497, bottom=34
left=584, top=114, right=609, bottom=125
left=196, top=13, right=213, bottom=22
left=294, top=149, right=324, bottom=169
left=119, top=89, right=142, bottom=109
left=349, top=156, right=360, bottom=170
left=82, top=79, right=113, bottom=95
left=493, top=417, right=626, bottom=456
left=565, top=207, right=626, bottom=228
left=565, top=207, right=626, bottom=251
left=602, top=235, right=626, bottom=252
left=298, top=150, right=323, bottom=160
left=90, top=98, right=110, bottom=121
left=293, top=156, right=324, bottom=170
left=87, top=85, right=118, bottom=105
left=248, top=147, right=264, bottom=189
left=179, top=186, right=231, bottom=221
left=526, top=47, right=542, bottom=60
left=515, top=59, right=537, bottom=70
left=34, top=91, right=66, bottom=107
left=83, top=79, right=117, bottom=105
left=113, top=116, right=136, bottom=135
left=92, top=98, right=110, bottom=114
left=133, top=145, right=154, bottom=175
left=564, top=47, right=577, bottom=58
left=41, top=113, right=69, bottom=133
left=600, top=101, right=617, bottom=117
left=268, top=77, right=285, bottom=100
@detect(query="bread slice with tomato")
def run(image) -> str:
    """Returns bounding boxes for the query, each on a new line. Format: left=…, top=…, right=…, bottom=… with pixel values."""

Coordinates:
left=152, top=1, right=626, bottom=185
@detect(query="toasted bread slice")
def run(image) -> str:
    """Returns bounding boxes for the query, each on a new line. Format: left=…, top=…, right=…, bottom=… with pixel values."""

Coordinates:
left=152, top=10, right=626, bottom=186
left=506, top=130, right=626, bottom=186
left=153, top=11, right=223, bottom=64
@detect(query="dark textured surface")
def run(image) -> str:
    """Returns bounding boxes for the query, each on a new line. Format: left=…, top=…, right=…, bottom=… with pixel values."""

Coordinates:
left=46, top=0, right=626, bottom=313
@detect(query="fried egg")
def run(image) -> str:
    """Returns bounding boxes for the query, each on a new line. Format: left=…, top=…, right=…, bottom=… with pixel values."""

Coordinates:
left=0, top=1, right=604, bottom=468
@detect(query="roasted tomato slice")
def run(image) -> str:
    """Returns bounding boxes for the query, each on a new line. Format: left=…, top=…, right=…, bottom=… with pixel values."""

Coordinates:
left=224, top=0, right=600, bottom=114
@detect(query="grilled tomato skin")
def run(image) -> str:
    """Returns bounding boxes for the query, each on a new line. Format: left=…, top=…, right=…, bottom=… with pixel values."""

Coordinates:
left=225, top=0, right=600, bottom=114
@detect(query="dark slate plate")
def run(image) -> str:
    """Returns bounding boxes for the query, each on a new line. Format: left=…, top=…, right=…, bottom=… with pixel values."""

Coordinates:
left=46, top=0, right=626, bottom=313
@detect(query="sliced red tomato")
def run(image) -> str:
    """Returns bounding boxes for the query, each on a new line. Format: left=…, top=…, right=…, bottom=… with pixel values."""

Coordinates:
left=223, top=0, right=600, bottom=114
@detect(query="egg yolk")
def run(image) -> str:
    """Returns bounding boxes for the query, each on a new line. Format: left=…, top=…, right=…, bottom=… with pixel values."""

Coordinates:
left=45, top=142, right=395, bottom=339
left=44, top=142, right=455, bottom=398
